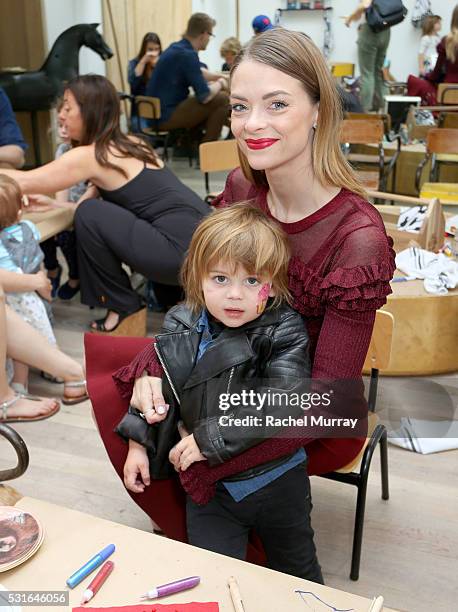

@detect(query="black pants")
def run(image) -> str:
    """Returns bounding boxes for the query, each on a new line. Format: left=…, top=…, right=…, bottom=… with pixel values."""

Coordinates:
left=74, top=198, right=185, bottom=313
left=41, top=231, right=79, bottom=280
left=186, top=464, right=324, bottom=583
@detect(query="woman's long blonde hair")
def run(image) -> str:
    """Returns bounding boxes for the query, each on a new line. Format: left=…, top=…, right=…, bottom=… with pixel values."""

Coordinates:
left=445, top=5, right=458, bottom=63
left=230, top=28, right=365, bottom=197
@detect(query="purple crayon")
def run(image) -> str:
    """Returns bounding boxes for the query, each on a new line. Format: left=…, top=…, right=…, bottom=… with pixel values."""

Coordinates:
left=140, top=575, right=201, bottom=600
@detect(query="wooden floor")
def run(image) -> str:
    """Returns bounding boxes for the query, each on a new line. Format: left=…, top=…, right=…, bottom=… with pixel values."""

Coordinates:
left=0, top=161, right=457, bottom=612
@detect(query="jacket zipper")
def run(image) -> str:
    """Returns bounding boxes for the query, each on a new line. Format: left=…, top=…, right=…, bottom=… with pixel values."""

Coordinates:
left=154, top=342, right=181, bottom=405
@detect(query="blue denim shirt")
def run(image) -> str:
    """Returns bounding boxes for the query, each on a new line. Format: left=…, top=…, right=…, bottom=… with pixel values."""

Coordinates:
left=145, top=38, right=210, bottom=123
left=0, top=88, right=27, bottom=150
left=195, top=309, right=307, bottom=502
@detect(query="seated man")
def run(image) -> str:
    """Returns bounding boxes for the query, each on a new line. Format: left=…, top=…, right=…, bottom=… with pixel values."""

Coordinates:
left=145, top=12, right=229, bottom=142
left=0, top=88, right=27, bottom=169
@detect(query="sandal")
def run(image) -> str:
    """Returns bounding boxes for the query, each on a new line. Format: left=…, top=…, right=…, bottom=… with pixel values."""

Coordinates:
left=90, top=307, right=147, bottom=337
left=0, top=393, right=60, bottom=423
left=41, top=371, right=64, bottom=384
left=62, top=380, right=89, bottom=406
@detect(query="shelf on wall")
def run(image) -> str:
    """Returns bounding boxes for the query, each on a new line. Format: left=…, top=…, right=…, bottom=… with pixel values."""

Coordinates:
left=277, top=7, right=333, bottom=11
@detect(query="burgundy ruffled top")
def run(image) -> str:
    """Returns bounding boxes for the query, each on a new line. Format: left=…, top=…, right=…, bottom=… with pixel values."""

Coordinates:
left=113, top=169, right=396, bottom=504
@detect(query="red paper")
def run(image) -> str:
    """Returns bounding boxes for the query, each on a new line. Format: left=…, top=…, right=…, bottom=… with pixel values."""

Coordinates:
left=72, top=603, right=219, bottom=612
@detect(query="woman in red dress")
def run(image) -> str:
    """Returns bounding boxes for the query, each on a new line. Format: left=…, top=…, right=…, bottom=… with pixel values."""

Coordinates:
left=88, top=28, right=395, bottom=552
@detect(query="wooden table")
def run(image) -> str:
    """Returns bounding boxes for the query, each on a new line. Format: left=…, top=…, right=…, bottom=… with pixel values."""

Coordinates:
left=0, top=498, right=396, bottom=612
left=23, top=209, right=74, bottom=243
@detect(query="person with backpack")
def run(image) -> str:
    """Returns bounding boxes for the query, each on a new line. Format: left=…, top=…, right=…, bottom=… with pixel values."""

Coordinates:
left=344, top=1, right=407, bottom=112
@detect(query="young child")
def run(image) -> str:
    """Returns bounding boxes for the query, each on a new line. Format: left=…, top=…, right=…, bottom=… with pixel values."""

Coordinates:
left=38, top=107, right=88, bottom=300
left=418, top=15, right=442, bottom=76
left=115, top=204, right=323, bottom=583
left=0, top=175, right=56, bottom=392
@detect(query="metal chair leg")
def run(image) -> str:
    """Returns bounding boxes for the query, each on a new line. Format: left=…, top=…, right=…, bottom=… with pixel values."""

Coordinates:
left=350, top=474, right=368, bottom=581
left=380, top=432, right=389, bottom=500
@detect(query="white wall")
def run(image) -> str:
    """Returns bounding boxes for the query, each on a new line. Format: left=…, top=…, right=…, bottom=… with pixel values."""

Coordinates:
left=42, top=0, right=106, bottom=76
left=192, top=0, right=455, bottom=79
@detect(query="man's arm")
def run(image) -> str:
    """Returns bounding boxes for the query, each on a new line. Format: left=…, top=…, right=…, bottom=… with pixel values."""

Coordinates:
left=0, top=145, right=25, bottom=169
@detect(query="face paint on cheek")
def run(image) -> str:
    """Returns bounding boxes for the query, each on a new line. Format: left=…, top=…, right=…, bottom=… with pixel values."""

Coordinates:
left=256, top=283, right=272, bottom=315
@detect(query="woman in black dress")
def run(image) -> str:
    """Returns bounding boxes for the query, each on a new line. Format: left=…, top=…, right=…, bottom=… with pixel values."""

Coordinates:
left=3, top=75, right=209, bottom=332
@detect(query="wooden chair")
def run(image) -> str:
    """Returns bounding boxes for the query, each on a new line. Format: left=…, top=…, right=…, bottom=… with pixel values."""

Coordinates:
left=438, top=112, right=458, bottom=129
left=340, top=119, right=399, bottom=191
left=134, top=95, right=170, bottom=160
left=320, top=310, right=393, bottom=581
left=437, top=83, right=458, bottom=105
left=415, top=128, right=458, bottom=203
left=199, top=140, right=239, bottom=202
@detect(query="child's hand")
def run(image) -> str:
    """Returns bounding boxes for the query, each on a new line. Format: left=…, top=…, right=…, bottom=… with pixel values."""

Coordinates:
left=124, top=440, right=150, bottom=493
left=131, top=374, right=169, bottom=424
left=34, top=271, right=52, bottom=302
left=169, top=434, right=206, bottom=472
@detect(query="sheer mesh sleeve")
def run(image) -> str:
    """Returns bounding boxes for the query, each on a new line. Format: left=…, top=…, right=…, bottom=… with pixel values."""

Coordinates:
left=112, top=340, right=163, bottom=399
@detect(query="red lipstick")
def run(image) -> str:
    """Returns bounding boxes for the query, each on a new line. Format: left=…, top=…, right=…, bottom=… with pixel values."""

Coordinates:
left=245, top=138, right=278, bottom=150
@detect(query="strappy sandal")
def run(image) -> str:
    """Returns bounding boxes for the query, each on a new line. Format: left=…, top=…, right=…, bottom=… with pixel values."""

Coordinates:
left=90, top=307, right=147, bottom=337
left=0, top=393, right=60, bottom=423
left=62, top=380, right=89, bottom=406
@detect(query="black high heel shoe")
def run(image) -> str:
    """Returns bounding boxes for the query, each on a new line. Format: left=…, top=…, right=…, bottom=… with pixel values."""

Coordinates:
left=90, top=307, right=147, bottom=337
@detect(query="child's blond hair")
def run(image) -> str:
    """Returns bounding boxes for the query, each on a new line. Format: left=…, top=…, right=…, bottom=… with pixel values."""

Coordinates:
left=181, top=203, right=291, bottom=312
left=0, top=175, right=22, bottom=230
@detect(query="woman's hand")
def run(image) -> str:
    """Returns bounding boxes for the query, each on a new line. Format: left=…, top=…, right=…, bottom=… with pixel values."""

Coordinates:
left=123, top=440, right=150, bottom=492
left=24, top=194, right=56, bottom=212
left=34, top=270, right=52, bottom=302
left=130, top=374, right=169, bottom=424
left=169, top=423, right=206, bottom=472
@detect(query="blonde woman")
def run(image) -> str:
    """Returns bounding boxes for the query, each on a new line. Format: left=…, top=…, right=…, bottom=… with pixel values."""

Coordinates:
left=220, top=37, right=242, bottom=71
left=101, top=29, right=394, bottom=560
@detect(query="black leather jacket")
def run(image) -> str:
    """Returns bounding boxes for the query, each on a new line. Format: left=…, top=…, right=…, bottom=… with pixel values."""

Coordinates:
left=116, top=301, right=311, bottom=480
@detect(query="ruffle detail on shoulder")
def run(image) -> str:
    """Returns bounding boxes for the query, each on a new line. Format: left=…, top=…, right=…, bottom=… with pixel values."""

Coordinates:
left=288, top=254, right=396, bottom=314
left=112, top=340, right=163, bottom=399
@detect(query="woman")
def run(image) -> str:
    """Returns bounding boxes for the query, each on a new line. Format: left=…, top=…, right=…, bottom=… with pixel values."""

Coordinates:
left=345, top=0, right=390, bottom=111
left=220, top=37, right=242, bottom=71
left=89, top=29, right=395, bottom=554
left=3, top=75, right=209, bottom=333
left=0, top=283, right=88, bottom=422
left=408, top=5, right=458, bottom=105
left=128, top=32, right=162, bottom=132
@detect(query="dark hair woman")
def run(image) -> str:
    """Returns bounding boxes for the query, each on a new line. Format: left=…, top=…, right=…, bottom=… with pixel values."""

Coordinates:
left=128, top=32, right=162, bottom=131
left=2, top=74, right=209, bottom=333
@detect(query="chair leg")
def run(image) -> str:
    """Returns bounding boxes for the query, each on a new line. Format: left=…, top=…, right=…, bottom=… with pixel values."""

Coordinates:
left=350, top=476, right=368, bottom=581
left=380, top=432, right=389, bottom=500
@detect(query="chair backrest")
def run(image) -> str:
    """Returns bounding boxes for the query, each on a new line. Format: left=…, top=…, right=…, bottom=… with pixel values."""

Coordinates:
left=340, top=119, right=384, bottom=144
left=330, top=62, right=355, bottom=78
left=426, top=128, right=458, bottom=154
left=363, top=310, right=394, bottom=371
left=199, top=140, right=239, bottom=173
left=345, top=112, right=391, bottom=134
left=438, top=83, right=458, bottom=105
left=439, top=112, right=458, bottom=129
left=136, top=96, right=161, bottom=120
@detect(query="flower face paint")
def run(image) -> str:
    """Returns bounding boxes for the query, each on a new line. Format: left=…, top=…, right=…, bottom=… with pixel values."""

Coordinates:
left=256, top=282, right=272, bottom=314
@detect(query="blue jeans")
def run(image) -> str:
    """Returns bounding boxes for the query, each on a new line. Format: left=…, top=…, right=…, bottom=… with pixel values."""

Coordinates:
left=186, top=463, right=323, bottom=583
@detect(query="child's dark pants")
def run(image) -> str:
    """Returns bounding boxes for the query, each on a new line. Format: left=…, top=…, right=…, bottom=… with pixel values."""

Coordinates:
left=186, top=463, right=323, bottom=583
